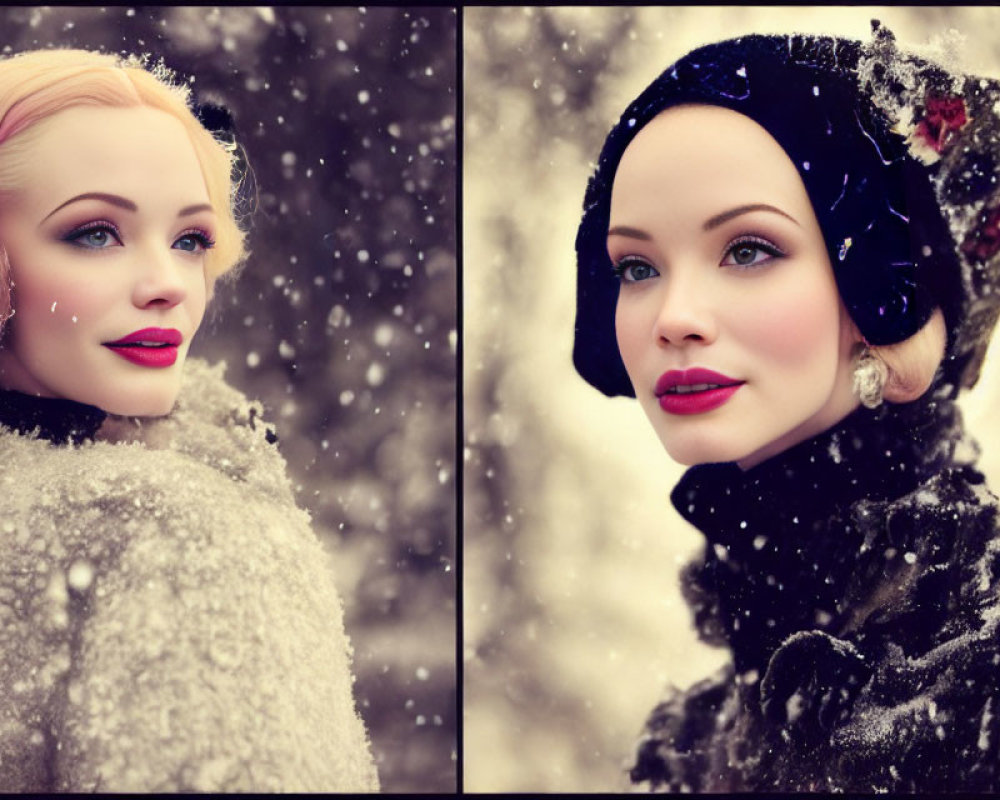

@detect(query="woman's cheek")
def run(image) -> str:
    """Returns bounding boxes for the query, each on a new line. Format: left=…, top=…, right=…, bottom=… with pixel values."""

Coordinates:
left=18, top=268, right=107, bottom=327
left=736, top=277, right=841, bottom=372
left=615, top=296, right=650, bottom=377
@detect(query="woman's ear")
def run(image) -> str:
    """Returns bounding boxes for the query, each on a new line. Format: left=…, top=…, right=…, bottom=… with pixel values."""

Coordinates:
left=875, top=307, right=947, bottom=404
left=0, top=246, right=11, bottom=341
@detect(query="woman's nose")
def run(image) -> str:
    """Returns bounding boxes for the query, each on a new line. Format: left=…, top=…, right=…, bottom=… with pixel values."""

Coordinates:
left=131, top=247, right=188, bottom=309
left=652, top=277, right=719, bottom=347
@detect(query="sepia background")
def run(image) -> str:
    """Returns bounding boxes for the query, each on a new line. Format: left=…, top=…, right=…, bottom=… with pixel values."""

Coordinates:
left=464, top=6, right=1000, bottom=793
left=1, top=6, right=456, bottom=793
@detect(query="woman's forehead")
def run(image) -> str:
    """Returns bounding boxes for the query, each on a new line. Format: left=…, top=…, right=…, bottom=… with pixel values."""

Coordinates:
left=610, top=105, right=812, bottom=228
left=13, top=106, right=209, bottom=215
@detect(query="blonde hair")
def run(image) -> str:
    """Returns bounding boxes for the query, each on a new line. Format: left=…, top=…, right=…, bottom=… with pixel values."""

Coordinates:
left=875, top=307, right=948, bottom=403
left=0, top=48, right=247, bottom=324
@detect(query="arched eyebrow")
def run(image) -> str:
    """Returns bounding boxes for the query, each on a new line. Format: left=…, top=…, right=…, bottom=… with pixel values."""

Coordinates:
left=607, top=225, right=651, bottom=240
left=608, top=204, right=799, bottom=242
left=178, top=203, right=214, bottom=217
left=43, top=192, right=136, bottom=222
left=703, top=203, right=799, bottom=230
left=41, top=193, right=213, bottom=223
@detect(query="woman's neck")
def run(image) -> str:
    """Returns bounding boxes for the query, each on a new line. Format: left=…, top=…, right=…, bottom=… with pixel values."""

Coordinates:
left=673, top=395, right=970, bottom=673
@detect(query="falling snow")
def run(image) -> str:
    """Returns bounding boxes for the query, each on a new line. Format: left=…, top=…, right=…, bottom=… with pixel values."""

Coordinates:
left=0, top=4, right=456, bottom=793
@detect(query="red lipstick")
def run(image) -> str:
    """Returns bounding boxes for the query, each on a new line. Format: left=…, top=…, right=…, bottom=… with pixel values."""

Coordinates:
left=655, top=368, right=744, bottom=415
left=103, top=327, right=182, bottom=368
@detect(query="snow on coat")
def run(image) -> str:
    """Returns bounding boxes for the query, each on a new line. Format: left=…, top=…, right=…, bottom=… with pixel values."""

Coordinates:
left=0, top=358, right=379, bottom=792
left=630, top=396, right=1000, bottom=792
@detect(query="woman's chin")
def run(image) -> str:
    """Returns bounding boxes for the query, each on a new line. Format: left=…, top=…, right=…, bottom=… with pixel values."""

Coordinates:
left=84, top=384, right=181, bottom=418
left=663, top=443, right=737, bottom=467
left=660, top=433, right=758, bottom=468
left=104, top=398, right=177, bottom=418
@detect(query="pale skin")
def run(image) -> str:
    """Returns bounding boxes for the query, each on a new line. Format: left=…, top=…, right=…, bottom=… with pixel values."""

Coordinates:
left=0, top=105, right=215, bottom=417
left=610, top=104, right=864, bottom=469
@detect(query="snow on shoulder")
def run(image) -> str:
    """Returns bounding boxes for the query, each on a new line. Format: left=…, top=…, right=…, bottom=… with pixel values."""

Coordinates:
left=0, top=359, right=379, bottom=792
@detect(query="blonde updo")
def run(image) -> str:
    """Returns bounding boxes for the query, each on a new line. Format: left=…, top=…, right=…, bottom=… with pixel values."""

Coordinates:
left=872, top=307, right=948, bottom=404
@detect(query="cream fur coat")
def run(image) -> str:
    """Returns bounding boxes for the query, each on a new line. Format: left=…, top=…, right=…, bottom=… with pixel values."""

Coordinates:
left=0, top=359, right=379, bottom=792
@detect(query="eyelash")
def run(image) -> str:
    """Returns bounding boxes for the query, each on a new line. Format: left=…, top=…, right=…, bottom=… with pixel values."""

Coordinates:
left=61, top=221, right=217, bottom=253
left=611, top=255, right=658, bottom=284
left=720, top=234, right=785, bottom=270
left=174, top=227, right=217, bottom=252
left=62, top=219, right=122, bottom=248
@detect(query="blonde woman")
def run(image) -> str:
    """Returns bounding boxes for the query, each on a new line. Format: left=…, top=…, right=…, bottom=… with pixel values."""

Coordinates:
left=0, top=49, right=377, bottom=792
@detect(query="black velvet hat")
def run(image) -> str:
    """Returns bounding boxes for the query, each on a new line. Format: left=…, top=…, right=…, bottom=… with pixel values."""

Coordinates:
left=575, top=22, right=1000, bottom=397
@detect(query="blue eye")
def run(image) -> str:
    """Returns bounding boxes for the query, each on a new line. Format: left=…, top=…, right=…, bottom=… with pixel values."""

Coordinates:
left=173, top=230, right=215, bottom=253
left=64, top=223, right=122, bottom=249
left=721, top=236, right=784, bottom=269
left=613, top=257, right=659, bottom=283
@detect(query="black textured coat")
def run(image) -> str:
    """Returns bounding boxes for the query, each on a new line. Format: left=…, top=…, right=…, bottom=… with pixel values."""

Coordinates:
left=630, top=396, right=1000, bottom=793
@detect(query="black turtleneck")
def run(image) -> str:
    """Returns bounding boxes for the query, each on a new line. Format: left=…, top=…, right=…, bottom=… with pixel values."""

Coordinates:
left=672, top=395, right=968, bottom=674
left=632, top=395, right=1000, bottom=792
left=0, top=389, right=107, bottom=445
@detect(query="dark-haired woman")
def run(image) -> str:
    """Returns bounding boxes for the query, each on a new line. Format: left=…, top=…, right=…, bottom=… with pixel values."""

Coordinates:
left=574, top=23, right=1000, bottom=792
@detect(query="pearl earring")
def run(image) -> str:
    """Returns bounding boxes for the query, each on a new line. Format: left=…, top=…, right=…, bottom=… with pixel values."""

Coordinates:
left=852, top=344, right=888, bottom=409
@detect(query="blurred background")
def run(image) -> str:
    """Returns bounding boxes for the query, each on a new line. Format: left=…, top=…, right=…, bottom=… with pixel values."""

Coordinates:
left=464, top=6, right=1000, bottom=793
left=0, top=6, right=456, bottom=793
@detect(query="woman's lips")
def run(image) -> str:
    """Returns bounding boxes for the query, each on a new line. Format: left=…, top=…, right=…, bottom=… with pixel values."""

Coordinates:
left=655, top=368, right=745, bottom=415
left=103, top=327, right=182, bottom=368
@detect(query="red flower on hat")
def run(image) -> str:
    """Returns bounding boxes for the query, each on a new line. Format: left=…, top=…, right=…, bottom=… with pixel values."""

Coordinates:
left=961, top=204, right=1000, bottom=264
left=912, top=93, right=968, bottom=154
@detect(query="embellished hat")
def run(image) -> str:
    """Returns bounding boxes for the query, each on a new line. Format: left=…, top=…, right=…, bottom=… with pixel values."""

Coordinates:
left=575, top=21, right=1000, bottom=397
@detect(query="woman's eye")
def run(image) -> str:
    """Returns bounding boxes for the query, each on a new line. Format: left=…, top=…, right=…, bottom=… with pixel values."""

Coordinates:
left=65, top=224, right=122, bottom=249
left=613, top=257, right=659, bottom=283
left=721, top=237, right=784, bottom=269
left=172, top=230, right=216, bottom=253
